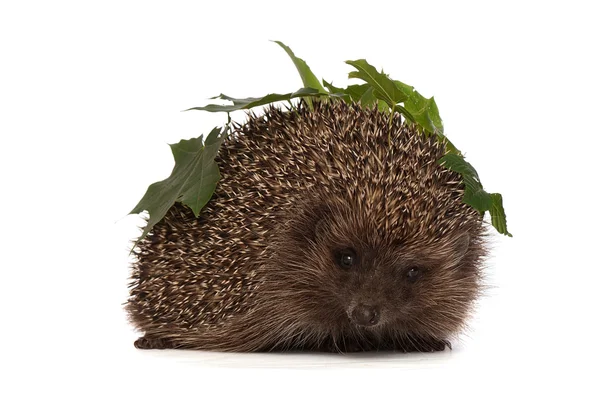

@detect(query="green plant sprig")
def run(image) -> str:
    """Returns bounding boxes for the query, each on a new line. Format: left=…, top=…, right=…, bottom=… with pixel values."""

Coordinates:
left=129, top=41, right=511, bottom=245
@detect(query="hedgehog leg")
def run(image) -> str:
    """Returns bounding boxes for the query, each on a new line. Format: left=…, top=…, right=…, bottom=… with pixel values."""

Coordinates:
left=134, top=335, right=174, bottom=350
left=417, top=339, right=451, bottom=352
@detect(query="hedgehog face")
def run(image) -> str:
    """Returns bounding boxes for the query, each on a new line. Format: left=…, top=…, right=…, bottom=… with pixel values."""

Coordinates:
left=268, top=197, right=481, bottom=348
left=319, top=220, right=474, bottom=329
left=327, top=233, right=475, bottom=332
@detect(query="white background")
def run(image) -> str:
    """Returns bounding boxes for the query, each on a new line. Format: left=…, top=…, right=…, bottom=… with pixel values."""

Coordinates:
left=1, top=0, right=599, bottom=396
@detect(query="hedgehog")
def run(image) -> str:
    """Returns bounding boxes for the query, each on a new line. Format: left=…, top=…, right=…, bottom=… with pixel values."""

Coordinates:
left=127, top=99, right=487, bottom=352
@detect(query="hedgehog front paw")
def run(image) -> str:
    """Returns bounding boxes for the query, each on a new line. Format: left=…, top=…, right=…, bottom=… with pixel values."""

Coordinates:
left=425, top=339, right=451, bottom=352
left=134, top=335, right=173, bottom=350
left=395, top=337, right=451, bottom=353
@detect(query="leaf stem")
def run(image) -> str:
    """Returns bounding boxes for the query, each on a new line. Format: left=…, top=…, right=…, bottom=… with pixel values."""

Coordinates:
left=388, top=104, right=395, bottom=144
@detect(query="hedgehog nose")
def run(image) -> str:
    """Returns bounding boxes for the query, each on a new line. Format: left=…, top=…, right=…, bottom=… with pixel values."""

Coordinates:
left=351, top=304, right=380, bottom=326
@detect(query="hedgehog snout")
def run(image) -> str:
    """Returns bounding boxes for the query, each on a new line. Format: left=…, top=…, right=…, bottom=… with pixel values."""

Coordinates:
left=349, top=303, right=381, bottom=327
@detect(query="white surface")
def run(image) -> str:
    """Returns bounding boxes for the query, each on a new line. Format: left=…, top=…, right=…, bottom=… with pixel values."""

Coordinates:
left=1, top=1, right=599, bottom=396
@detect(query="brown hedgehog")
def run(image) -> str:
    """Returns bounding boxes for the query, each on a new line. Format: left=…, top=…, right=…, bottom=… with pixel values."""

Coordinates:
left=127, top=100, right=487, bottom=352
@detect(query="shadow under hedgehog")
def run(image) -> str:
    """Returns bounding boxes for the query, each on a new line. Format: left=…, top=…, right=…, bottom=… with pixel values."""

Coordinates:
left=127, top=100, right=487, bottom=352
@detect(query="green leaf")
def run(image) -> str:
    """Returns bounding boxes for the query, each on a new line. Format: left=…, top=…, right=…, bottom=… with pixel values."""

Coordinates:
left=130, top=126, right=228, bottom=242
left=438, top=154, right=511, bottom=236
left=346, top=59, right=409, bottom=107
left=377, top=100, right=389, bottom=113
left=394, top=80, right=415, bottom=98
left=323, top=81, right=390, bottom=110
left=354, top=86, right=389, bottom=112
left=392, top=79, right=458, bottom=154
left=322, top=80, right=353, bottom=104
left=404, top=90, right=444, bottom=134
left=344, top=84, right=371, bottom=102
left=273, top=41, right=326, bottom=93
left=489, top=193, right=512, bottom=237
left=436, top=133, right=461, bottom=155
left=186, top=88, right=335, bottom=113
left=437, top=153, right=487, bottom=211
left=359, top=86, right=378, bottom=108
left=322, top=80, right=346, bottom=95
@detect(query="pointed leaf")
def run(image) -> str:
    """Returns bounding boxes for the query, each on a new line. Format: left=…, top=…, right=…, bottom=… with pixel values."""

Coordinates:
left=177, top=127, right=225, bottom=215
left=322, top=80, right=346, bottom=95
left=394, top=83, right=457, bottom=154
left=489, top=193, right=512, bottom=237
left=344, top=84, right=371, bottom=102
left=394, top=80, right=415, bottom=98
left=358, top=88, right=388, bottom=112
left=186, top=88, right=336, bottom=113
left=346, top=59, right=409, bottom=107
left=404, top=90, right=444, bottom=134
left=323, top=80, right=353, bottom=103
left=274, top=41, right=326, bottom=93
left=321, top=82, right=377, bottom=106
left=359, top=86, right=378, bottom=108
left=438, top=154, right=511, bottom=236
left=130, top=126, right=227, bottom=242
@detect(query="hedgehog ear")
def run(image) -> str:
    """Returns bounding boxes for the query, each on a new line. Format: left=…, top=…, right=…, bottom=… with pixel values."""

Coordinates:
left=440, top=232, right=470, bottom=266
left=456, top=232, right=470, bottom=257
left=314, top=218, right=327, bottom=241
left=310, top=203, right=332, bottom=241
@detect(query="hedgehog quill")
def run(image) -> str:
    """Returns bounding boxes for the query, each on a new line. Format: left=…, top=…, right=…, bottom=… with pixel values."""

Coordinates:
left=127, top=43, right=508, bottom=352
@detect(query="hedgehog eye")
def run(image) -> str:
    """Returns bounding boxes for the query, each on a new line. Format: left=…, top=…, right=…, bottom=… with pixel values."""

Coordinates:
left=406, top=266, right=421, bottom=283
left=336, top=248, right=356, bottom=269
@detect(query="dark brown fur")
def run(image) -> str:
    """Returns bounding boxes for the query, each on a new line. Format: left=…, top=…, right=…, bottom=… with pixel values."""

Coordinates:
left=127, top=100, right=487, bottom=352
